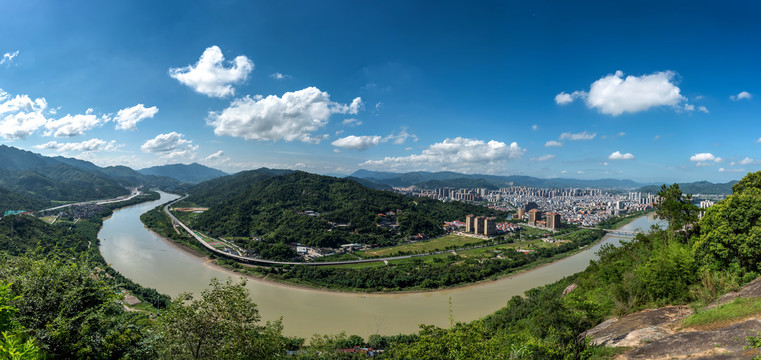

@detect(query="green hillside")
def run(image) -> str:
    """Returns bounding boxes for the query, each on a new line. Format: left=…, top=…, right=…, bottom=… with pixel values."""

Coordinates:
left=185, top=167, right=293, bottom=206
left=191, top=171, right=506, bottom=250
left=0, top=186, right=51, bottom=213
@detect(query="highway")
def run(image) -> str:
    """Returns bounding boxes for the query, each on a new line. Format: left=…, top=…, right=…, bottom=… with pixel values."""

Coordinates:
left=40, top=188, right=141, bottom=212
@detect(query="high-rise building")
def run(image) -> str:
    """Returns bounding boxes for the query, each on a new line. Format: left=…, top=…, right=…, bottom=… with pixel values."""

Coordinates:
left=465, top=214, right=475, bottom=232
left=528, top=209, right=542, bottom=226
left=474, top=216, right=485, bottom=234
left=484, top=217, right=497, bottom=236
left=546, top=212, right=561, bottom=230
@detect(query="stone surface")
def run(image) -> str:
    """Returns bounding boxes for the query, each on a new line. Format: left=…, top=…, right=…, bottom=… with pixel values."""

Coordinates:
left=620, top=319, right=761, bottom=360
left=583, top=306, right=692, bottom=347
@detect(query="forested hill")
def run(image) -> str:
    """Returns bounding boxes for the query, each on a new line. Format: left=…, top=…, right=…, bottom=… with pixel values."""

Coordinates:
left=192, top=171, right=507, bottom=248
left=186, top=167, right=294, bottom=206
left=138, top=162, right=228, bottom=184
left=0, top=186, right=51, bottom=213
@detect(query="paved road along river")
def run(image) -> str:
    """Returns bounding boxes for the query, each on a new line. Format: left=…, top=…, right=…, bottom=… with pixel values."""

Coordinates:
left=99, top=191, right=663, bottom=339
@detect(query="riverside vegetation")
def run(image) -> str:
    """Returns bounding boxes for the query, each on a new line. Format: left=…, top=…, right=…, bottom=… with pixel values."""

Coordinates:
left=2, top=171, right=760, bottom=359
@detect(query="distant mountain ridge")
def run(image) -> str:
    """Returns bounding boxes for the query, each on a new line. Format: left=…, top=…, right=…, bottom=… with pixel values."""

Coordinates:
left=0, top=145, right=184, bottom=210
left=349, top=169, right=644, bottom=189
left=637, top=180, right=738, bottom=195
left=138, top=163, right=227, bottom=184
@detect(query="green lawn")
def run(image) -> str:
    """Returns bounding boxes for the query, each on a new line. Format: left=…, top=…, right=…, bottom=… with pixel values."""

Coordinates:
left=358, top=234, right=489, bottom=258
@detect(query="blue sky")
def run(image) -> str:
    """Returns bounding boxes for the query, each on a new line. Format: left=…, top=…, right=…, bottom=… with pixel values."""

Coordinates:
left=0, top=0, right=758, bottom=182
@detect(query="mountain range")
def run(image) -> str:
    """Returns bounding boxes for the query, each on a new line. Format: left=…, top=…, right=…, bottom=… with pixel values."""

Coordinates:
left=349, top=169, right=644, bottom=189
left=0, top=146, right=227, bottom=212
left=349, top=169, right=737, bottom=195
left=138, top=163, right=228, bottom=184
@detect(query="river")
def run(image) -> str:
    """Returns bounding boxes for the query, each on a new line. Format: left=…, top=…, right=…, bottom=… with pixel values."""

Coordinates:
left=99, top=191, right=664, bottom=339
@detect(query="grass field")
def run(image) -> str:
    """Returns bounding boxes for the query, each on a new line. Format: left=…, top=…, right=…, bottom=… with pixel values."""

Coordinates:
left=681, top=297, right=761, bottom=330
left=39, top=216, right=57, bottom=224
left=358, top=234, right=489, bottom=258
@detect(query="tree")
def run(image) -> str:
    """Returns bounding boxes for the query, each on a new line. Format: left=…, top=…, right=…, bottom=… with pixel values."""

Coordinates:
left=655, top=183, right=699, bottom=236
left=732, top=171, right=761, bottom=194
left=154, top=278, right=287, bottom=359
left=693, top=171, right=761, bottom=275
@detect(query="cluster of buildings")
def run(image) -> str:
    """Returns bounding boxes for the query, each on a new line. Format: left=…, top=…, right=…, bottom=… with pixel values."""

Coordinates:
left=522, top=209, right=562, bottom=230
left=465, top=214, right=498, bottom=236
left=395, top=185, right=664, bottom=228
left=37, top=203, right=105, bottom=220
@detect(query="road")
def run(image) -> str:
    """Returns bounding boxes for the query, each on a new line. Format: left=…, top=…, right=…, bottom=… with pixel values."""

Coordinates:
left=40, top=188, right=141, bottom=212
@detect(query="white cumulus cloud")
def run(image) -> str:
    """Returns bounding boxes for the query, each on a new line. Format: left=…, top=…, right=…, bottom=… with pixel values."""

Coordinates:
left=557, top=70, right=689, bottom=116
left=331, top=135, right=383, bottom=151
left=689, top=152, right=717, bottom=162
left=730, top=91, right=752, bottom=101
left=608, top=151, right=635, bottom=160
left=44, top=114, right=104, bottom=137
left=0, top=91, right=49, bottom=139
left=559, top=131, right=596, bottom=141
left=554, top=91, right=585, bottom=105
left=34, top=138, right=119, bottom=152
left=739, top=157, right=759, bottom=165
left=141, top=131, right=199, bottom=159
left=114, top=104, right=159, bottom=130
left=207, top=87, right=362, bottom=143
left=360, top=137, right=524, bottom=172
left=169, top=46, right=253, bottom=98
left=544, top=140, right=563, bottom=147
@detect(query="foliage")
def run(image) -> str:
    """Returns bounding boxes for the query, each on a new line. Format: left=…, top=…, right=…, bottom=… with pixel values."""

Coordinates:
left=0, top=282, right=40, bottom=360
left=693, top=173, right=761, bottom=276
left=153, top=278, right=288, bottom=360
left=0, top=255, right=154, bottom=359
left=655, top=183, right=699, bottom=234
left=732, top=171, right=761, bottom=194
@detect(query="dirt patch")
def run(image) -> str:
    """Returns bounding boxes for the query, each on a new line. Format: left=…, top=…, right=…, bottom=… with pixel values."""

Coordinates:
left=123, top=293, right=142, bottom=306
left=619, top=319, right=761, bottom=360
left=583, top=306, right=693, bottom=347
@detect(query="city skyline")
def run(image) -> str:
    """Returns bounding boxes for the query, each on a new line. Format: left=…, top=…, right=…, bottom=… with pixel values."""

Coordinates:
left=0, top=1, right=759, bottom=183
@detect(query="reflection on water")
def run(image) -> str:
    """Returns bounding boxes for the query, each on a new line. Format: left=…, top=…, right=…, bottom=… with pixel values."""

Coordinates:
left=100, top=193, right=664, bottom=339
